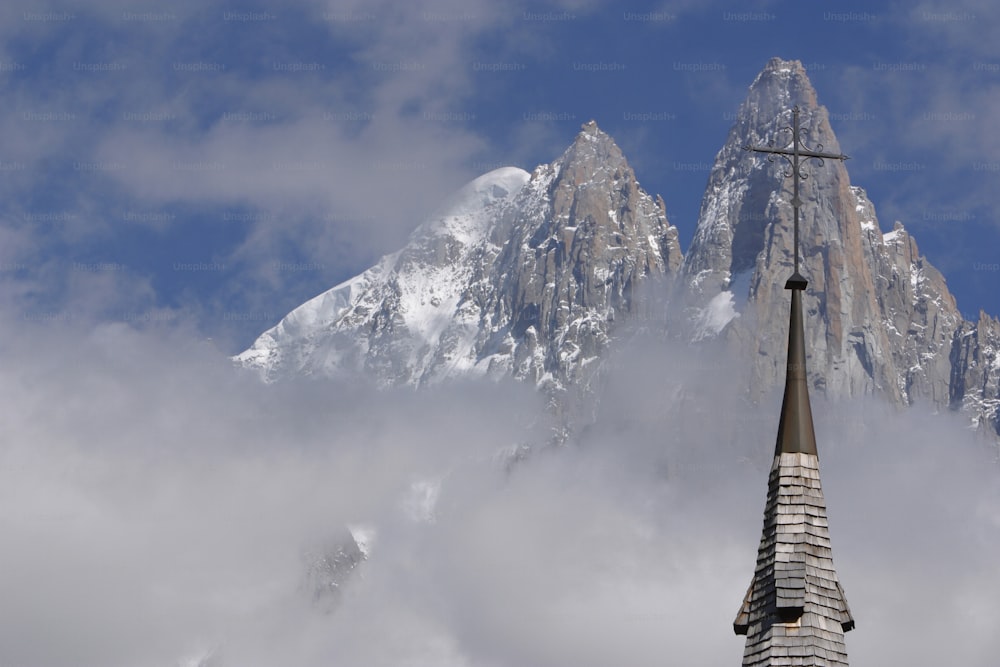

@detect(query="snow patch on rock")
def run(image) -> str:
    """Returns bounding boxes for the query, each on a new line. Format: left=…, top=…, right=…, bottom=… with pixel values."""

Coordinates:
left=692, top=290, right=739, bottom=340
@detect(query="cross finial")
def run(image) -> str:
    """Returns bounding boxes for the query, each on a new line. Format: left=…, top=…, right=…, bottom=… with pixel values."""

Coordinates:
left=743, top=106, right=849, bottom=290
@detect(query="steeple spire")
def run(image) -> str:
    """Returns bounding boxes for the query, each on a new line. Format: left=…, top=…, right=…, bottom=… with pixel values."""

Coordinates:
left=774, top=286, right=817, bottom=456
left=734, top=103, right=854, bottom=666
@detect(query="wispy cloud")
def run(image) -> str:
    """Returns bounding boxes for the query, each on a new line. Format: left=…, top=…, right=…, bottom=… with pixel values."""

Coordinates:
left=829, top=2, right=1000, bottom=230
left=2, top=0, right=601, bottom=348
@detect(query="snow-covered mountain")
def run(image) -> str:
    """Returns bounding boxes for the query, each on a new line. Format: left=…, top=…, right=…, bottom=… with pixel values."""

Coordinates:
left=237, top=57, right=1000, bottom=440
left=237, top=122, right=682, bottom=395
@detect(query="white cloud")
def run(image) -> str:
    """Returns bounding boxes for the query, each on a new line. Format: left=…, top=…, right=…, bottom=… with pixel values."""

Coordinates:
left=0, top=314, right=997, bottom=666
left=1, top=0, right=617, bottom=349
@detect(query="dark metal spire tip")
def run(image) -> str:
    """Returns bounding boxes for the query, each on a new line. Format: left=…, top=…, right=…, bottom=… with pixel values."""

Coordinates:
left=784, top=272, right=808, bottom=290
left=774, top=286, right=818, bottom=456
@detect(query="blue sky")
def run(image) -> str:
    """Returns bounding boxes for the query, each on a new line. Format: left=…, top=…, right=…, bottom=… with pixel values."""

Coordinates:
left=2, top=0, right=998, bottom=352
left=3, top=4, right=1000, bottom=665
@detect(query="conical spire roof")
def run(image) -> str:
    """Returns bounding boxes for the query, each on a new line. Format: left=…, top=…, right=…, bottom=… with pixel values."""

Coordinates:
left=774, top=284, right=817, bottom=456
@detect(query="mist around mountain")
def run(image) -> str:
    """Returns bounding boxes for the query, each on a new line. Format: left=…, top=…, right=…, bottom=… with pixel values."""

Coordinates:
left=2, top=312, right=998, bottom=667
left=239, top=57, right=1000, bottom=442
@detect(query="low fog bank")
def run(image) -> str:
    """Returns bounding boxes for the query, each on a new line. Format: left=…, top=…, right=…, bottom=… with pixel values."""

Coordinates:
left=0, top=320, right=997, bottom=666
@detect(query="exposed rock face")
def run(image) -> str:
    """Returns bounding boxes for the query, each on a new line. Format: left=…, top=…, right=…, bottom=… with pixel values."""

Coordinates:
left=237, top=122, right=682, bottom=394
left=237, top=57, right=1000, bottom=440
left=861, top=214, right=963, bottom=406
left=301, top=530, right=367, bottom=612
left=677, top=58, right=900, bottom=404
left=475, top=121, right=682, bottom=393
left=674, top=57, right=998, bottom=439
left=950, top=312, right=1000, bottom=435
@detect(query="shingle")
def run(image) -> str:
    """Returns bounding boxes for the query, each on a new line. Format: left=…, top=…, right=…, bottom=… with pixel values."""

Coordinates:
left=736, top=450, right=853, bottom=666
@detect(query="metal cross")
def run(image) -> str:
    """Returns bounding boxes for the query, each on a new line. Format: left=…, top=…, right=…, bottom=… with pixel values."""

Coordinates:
left=744, top=105, right=849, bottom=289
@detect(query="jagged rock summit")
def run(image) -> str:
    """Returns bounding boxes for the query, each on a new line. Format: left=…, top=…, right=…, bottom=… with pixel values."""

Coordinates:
left=675, top=57, right=998, bottom=437
left=237, top=57, right=1000, bottom=439
left=679, top=57, right=900, bottom=400
left=237, top=121, right=682, bottom=392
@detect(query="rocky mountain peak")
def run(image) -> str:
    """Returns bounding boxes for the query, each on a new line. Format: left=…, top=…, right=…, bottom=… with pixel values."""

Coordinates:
left=476, top=119, right=682, bottom=394
left=550, top=120, right=630, bottom=187
left=683, top=58, right=841, bottom=289
left=237, top=57, right=1000, bottom=441
left=573, top=119, right=615, bottom=143
left=747, top=58, right=819, bottom=114
left=676, top=57, right=892, bottom=402
left=238, top=122, right=682, bottom=394
left=670, top=57, right=1000, bottom=441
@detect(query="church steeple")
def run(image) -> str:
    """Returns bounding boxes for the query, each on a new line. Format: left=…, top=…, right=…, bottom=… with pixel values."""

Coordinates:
left=735, top=99, right=854, bottom=665
left=733, top=277, right=854, bottom=666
